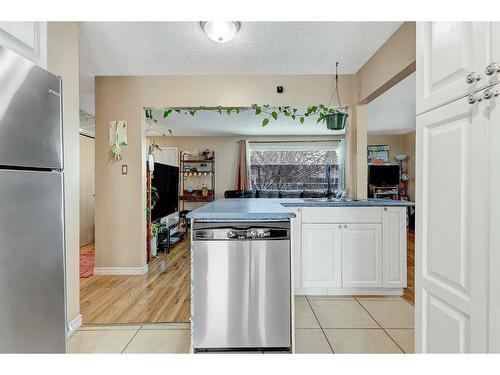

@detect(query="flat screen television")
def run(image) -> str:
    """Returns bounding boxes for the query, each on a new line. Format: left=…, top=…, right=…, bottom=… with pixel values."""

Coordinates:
left=151, top=163, right=179, bottom=221
left=368, top=164, right=400, bottom=186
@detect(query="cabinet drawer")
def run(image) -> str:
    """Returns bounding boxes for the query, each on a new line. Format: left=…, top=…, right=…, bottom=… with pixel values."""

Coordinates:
left=301, top=207, right=382, bottom=223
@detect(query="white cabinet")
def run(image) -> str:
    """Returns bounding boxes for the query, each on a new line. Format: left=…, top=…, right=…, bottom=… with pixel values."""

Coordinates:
left=297, top=206, right=407, bottom=295
left=341, top=224, right=382, bottom=288
left=301, top=224, right=342, bottom=288
left=0, top=22, right=47, bottom=67
left=383, top=207, right=407, bottom=288
left=290, top=207, right=302, bottom=290
left=416, top=22, right=500, bottom=115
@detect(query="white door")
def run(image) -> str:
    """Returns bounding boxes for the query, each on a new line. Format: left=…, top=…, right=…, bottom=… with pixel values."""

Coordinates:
left=417, top=22, right=487, bottom=115
left=341, top=224, right=382, bottom=288
left=301, top=224, right=341, bottom=288
left=416, top=93, right=490, bottom=353
left=382, top=207, right=407, bottom=288
left=79, top=134, right=95, bottom=246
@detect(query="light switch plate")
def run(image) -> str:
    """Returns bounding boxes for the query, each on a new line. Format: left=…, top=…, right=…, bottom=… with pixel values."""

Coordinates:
left=122, top=165, right=128, bottom=175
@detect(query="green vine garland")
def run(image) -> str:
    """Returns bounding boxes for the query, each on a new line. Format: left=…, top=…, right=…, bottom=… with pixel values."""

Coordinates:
left=144, top=104, right=347, bottom=129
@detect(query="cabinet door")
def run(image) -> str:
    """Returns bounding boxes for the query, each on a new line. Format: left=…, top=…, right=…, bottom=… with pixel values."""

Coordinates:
left=416, top=93, right=490, bottom=352
left=417, top=22, right=487, bottom=115
left=0, top=22, right=47, bottom=67
left=486, top=83, right=500, bottom=352
left=341, top=224, right=382, bottom=288
left=301, top=224, right=341, bottom=288
left=484, top=22, right=500, bottom=87
left=382, top=207, right=407, bottom=288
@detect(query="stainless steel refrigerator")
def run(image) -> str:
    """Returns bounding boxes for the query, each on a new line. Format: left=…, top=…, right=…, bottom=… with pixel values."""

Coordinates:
left=0, top=45, right=66, bottom=353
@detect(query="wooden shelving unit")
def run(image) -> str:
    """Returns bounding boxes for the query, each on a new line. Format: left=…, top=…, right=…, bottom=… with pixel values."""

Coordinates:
left=179, top=151, right=215, bottom=211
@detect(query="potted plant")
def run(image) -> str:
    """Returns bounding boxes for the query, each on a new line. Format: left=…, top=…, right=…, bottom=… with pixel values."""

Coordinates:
left=151, top=220, right=162, bottom=256
left=324, top=61, right=348, bottom=130
left=325, top=109, right=348, bottom=130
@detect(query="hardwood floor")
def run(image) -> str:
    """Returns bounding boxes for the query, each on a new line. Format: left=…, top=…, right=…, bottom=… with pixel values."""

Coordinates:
left=80, top=228, right=416, bottom=324
left=80, top=239, right=191, bottom=324
left=402, top=229, right=415, bottom=305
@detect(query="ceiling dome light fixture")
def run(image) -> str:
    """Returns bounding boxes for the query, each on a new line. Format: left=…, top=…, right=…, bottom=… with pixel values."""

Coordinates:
left=200, top=21, right=241, bottom=43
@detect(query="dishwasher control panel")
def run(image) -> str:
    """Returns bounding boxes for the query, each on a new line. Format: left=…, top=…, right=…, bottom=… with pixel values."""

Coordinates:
left=193, top=222, right=290, bottom=241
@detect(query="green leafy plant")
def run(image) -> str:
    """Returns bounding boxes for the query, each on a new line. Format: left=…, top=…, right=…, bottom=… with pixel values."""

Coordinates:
left=151, top=219, right=162, bottom=237
left=146, top=186, right=160, bottom=219
left=147, top=104, right=347, bottom=128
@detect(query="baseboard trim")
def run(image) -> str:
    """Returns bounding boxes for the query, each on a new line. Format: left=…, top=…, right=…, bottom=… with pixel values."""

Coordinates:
left=94, top=265, right=148, bottom=275
left=295, top=287, right=403, bottom=296
left=67, top=314, right=82, bottom=337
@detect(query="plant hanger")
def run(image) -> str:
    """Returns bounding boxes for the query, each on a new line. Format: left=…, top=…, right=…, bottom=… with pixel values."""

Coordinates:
left=324, top=61, right=349, bottom=131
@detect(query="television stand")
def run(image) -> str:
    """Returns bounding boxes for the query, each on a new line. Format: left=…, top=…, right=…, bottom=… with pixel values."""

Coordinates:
left=158, top=218, right=186, bottom=254
left=369, top=185, right=400, bottom=200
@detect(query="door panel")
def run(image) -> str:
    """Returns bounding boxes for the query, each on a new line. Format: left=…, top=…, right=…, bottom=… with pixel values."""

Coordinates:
left=301, top=224, right=341, bottom=288
left=0, top=170, right=66, bottom=353
left=417, top=22, right=486, bottom=115
left=341, top=224, right=382, bottom=288
left=383, top=207, right=407, bottom=288
left=416, top=95, right=489, bottom=352
left=0, top=45, right=62, bottom=169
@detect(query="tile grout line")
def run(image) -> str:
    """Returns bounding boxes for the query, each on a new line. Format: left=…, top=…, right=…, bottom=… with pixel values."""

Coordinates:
left=120, top=325, right=143, bottom=354
left=353, top=296, right=406, bottom=353
left=305, top=296, right=335, bottom=354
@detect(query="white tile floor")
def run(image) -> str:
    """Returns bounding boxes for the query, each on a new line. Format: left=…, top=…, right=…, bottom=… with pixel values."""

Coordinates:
left=69, top=296, right=414, bottom=354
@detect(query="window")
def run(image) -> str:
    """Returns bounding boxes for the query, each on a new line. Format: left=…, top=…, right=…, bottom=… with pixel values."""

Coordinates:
left=248, top=141, right=344, bottom=191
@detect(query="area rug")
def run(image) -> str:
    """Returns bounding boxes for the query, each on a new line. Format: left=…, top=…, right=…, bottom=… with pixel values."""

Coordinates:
left=80, top=245, right=95, bottom=278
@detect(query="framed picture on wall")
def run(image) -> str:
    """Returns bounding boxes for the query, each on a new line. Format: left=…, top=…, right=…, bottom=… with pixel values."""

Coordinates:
left=367, top=145, right=389, bottom=164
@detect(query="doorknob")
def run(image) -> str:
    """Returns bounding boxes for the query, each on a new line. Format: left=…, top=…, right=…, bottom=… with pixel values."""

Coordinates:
left=467, top=93, right=483, bottom=104
left=466, top=72, right=481, bottom=84
left=482, top=88, right=499, bottom=100
left=485, top=63, right=500, bottom=76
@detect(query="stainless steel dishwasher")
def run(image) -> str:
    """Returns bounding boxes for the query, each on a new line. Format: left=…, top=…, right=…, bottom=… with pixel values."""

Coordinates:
left=192, top=221, right=291, bottom=352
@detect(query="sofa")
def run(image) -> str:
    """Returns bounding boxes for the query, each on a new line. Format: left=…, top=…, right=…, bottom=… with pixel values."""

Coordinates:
left=224, top=189, right=346, bottom=199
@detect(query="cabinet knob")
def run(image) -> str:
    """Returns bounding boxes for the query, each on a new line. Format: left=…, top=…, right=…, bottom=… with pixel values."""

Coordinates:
left=466, top=72, right=481, bottom=84
left=467, top=93, right=482, bottom=104
left=482, top=88, right=499, bottom=100
left=343, top=224, right=347, bottom=229
left=383, top=207, right=388, bottom=211
left=485, top=62, right=500, bottom=76
left=338, top=224, right=342, bottom=229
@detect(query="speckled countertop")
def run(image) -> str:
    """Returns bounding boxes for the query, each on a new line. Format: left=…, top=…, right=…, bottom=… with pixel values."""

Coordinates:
left=186, top=198, right=414, bottom=221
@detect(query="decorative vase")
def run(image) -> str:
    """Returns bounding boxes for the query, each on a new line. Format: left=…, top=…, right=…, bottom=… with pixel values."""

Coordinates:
left=325, top=112, right=348, bottom=130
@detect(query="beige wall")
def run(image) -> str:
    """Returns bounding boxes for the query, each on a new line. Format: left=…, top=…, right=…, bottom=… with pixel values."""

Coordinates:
left=150, top=134, right=344, bottom=206
left=367, top=131, right=416, bottom=201
left=356, top=22, right=416, bottom=104
left=47, top=22, right=80, bottom=326
left=355, top=22, right=416, bottom=198
left=95, top=75, right=358, bottom=270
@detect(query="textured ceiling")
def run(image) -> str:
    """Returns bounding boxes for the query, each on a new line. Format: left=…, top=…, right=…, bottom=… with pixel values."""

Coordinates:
left=367, top=72, right=416, bottom=135
left=146, top=107, right=346, bottom=136
left=79, top=22, right=402, bottom=114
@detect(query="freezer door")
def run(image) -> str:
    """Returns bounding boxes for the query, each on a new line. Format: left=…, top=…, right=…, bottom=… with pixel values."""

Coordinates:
left=192, top=240, right=291, bottom=350
left=0, top=45, right=63, bottom=169
left=0, top=170, right=66, bottom=353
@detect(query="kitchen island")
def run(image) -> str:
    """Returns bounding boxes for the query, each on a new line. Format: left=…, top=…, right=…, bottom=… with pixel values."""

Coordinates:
left=187, top=198, right=413, bottom=352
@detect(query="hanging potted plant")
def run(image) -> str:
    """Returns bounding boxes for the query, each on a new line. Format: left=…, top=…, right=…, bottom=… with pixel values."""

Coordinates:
left=324, top=62, right=348, bottom=130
